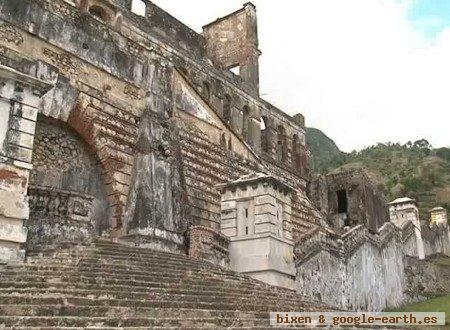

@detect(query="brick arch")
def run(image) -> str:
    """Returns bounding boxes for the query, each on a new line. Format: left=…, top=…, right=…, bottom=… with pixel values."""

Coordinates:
left=63, top=94, right=138, bottom=230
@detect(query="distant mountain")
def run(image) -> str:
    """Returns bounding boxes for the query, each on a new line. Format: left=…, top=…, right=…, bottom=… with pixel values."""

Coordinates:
left=305, top=129, right=450, bottom=219
left=305, top=127, right=345, bottom=173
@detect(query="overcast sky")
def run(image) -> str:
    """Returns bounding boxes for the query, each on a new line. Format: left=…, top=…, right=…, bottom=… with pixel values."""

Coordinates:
left=143, top=0, right=450, bottom=152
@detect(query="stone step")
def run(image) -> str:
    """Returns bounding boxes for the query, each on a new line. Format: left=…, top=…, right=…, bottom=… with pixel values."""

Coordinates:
left=0, top=267, right=248, bottom=284
left=0, top=273, right=264, bottom=293
left=0, top=287, right=309, bottom=305
left=0, top=281, right=300, bottom=301
left=0, top=295, right=319, bottom=312
left=0, top=291, right=314, bottom=311
left=5, top=259, right=238, bottom=278
left=0, top=282, right=312, bottom=305
left=0, top=304, right=266, bottom=319
left=76, top=257, right=228, bottom=273
left=0, top=289, right=310, bottom=308
left=0, top=239, right=334, bottom=329
left=87, top=244, right=227, bottom=267
left=0, top=316, right=268, bottom=328
left=0, top=327, right=269, bottom=330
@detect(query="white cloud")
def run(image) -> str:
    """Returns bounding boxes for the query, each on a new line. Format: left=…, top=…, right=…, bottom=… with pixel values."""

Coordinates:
left=151, top=0, right=450, bottom=152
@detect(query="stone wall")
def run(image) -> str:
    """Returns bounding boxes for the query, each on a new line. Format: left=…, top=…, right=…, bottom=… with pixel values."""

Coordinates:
left=26, top=116, right=110, bottom=251
left=188, top=225, right=230, bottom=268
left=404, top=255, right=450, bottom=301
left=0, top=0, right=317, bottom=260
left=0, top=54, right=53, bottom=263
left=203, top=3, right=260, bottom=95
left=295, top=223, right=418, bottom=311
left=422, top=223, right=450, bottom=257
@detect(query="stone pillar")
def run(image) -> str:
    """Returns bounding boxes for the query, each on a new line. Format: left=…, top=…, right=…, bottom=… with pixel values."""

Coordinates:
left=0, top=64, right=53, bottom=263
left=388, top=198, right=425, bottom=259
left=217, top=173, right=295, bottom=289
left=121, top=62, right=189, bottom=253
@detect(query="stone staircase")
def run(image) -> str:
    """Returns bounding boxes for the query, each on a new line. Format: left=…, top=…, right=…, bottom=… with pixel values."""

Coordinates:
left=0, top=239, right=334, bottom=329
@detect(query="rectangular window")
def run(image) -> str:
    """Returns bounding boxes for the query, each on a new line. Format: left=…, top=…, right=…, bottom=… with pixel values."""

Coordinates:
left=337, top=189, right=348, bottom=214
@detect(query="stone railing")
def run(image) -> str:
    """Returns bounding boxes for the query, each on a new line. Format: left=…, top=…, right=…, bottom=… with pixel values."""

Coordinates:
left=188, top=225, right=230, bottom=268
left=295, top=221, right=416, bottom=265
left=28, top=185, right=94, bottom=223
left=26, top=185, right=95, bottom=251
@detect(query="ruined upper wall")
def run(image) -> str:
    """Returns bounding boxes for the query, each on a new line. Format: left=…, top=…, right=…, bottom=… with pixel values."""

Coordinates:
left=0, top=0, right=310, bottom=181
left=202, top=3, right=260, bottom=95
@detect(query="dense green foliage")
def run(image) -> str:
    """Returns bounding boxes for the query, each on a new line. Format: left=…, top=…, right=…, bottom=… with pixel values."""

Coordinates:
left=305, top=127, right=346, bottom=173
left=306, top=128, right=450, bottom=216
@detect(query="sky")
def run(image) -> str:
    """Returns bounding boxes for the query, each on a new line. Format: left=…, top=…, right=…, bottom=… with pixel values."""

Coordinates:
left=136, top=0, right=450, bottom=152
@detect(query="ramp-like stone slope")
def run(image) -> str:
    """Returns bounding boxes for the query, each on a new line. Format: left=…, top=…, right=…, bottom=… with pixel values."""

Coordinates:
left=0, top=239, right=333, bottom=329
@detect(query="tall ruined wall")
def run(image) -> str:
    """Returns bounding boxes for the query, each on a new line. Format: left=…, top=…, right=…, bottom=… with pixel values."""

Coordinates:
left=310, top=169, right=388, bottom=233
left=202, top=3, right=260, bottom=94
left=0, top=0, right=316, bottom=258
left=295, top=223, right=418, bottom=311
left=172, top=71, right=321, bottom=244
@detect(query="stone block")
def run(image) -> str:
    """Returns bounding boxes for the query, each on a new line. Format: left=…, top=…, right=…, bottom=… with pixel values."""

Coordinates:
left=228, top=234, right=295, bottom=289
left=221, top=209, right=236, bottom=220
left=221, top=200, right=236, bottom=211
left=220, top=218, right=236, bottom=229
left=254, top=203, right=276, bottom=216
left=222, top=227, right=237, bottom=237
left=0, top=164, right=29, bottom=195
left=254, top=213, right=276, bottom=224
left=10, top=103, right=38, bottom=121
left=12, top=116, right=36, bottom=135
left=7, top=130, right=34, bottom=149
left=7, top=144, right=33, bottom=163
left=254, top=194, right=276, bottom=206
left=0, top=242, right=25, bottom=264
left=0, top=216, right=27, bottom=243
left=0, top=190, right=29, bottom=219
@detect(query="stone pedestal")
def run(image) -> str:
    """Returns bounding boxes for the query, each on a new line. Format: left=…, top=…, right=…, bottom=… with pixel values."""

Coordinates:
left=217, top=173, right=295, bottom=289
left=0, top=64, right=53, bottom=263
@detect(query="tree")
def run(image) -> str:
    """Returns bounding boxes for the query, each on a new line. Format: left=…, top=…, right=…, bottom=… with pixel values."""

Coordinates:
left=413, top=139, right=432, bottom=149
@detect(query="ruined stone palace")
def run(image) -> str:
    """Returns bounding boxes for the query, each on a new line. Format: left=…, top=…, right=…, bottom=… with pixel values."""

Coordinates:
left=0, top=0, right=449, bottom=327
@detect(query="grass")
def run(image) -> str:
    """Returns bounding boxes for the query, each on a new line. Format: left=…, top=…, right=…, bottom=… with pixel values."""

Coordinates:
left=387, top=294, right=450, bottom=325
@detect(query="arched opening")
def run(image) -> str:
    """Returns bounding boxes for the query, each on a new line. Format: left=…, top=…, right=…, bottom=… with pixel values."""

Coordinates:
left=260, top=116, right=269, bottom=152
left=242, top=105, right=250, bottom=142
left=228, top=138, right=233, bottom=151
left=89, top=5, right=110, bottom=22
left=223, top=94, right=232, bottom=124
left=131, top=0, right=146, bottom=16
left=27, top=115, right=110, bottom=252
left=277, top=125, right=287, bottom=162
left=220, top=133, right=227, bottom=149
left=293, top=134, right=300, bottom=166
left=202, top=81, right=211, bottom=102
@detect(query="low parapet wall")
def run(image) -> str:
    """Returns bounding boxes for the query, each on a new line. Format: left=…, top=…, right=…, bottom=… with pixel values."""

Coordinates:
left=294, top=222, right=419, bottom=311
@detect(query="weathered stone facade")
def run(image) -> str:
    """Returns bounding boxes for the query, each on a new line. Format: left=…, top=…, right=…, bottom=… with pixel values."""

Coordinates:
left=0, top=0, right=448, bottom=320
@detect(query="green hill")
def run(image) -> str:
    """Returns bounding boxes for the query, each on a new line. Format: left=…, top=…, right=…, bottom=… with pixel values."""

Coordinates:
left=305, top=127, right=345, bottom=173
left=306, top=130, right=450, bottom=218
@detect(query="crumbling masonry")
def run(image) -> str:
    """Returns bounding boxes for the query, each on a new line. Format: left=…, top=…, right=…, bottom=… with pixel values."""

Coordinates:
left=0, top=0, right=449, bottom=318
